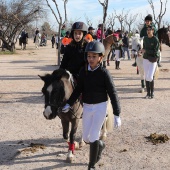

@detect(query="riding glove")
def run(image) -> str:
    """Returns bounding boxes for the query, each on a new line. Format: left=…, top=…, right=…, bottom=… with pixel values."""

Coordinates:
left=62, top=103, right=70, bottom=113
left=114, top=115, right=121, bottom=128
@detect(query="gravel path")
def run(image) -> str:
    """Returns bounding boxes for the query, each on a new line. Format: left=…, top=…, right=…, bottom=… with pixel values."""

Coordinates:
left=0, top=40, right=170, bottom=170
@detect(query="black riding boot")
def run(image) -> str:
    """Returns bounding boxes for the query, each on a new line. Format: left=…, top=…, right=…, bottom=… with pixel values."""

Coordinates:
left=96, top=140, right=105, bottom=163
left=145, top=81, right=150, bottom=98
left=141, top=80, right=145, bottom=89
left=115, top=61, right=118, bottom=69
left=140, top=80, right=145, bottom=93
left=88, top=140, right=99, bottom=170
left=117, top=61, right=120, bottom=69
left=150, top=80, right=154, bottom=98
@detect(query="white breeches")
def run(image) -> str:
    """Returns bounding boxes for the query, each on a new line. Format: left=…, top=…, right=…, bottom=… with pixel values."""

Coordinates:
left=136, top=56, right=144, bottom=80
left=115, top=50, right=120, bottom=61
left=82, top=102, right=107, bottom=143
left=143, top=59, right=157, bottom=82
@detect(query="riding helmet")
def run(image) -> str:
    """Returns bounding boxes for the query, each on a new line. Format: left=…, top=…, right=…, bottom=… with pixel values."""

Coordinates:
left=145, top=14, right=153, bottom=21
left=85, top=40, right=105, bottom=55
left=71, top=21, right=88, bottom=38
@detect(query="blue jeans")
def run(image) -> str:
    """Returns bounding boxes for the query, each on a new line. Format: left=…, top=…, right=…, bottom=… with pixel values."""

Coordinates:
left=122, top=47, right=130, bottom=59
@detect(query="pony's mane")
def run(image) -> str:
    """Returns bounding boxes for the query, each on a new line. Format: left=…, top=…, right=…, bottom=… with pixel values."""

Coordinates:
left=52, top=68, right=70, bottom=81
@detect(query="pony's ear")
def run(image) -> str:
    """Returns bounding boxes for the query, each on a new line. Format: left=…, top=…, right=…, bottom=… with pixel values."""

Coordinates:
left=38, top=74, right=51, bottom=82
left=38, top=75, right=44, bottom=81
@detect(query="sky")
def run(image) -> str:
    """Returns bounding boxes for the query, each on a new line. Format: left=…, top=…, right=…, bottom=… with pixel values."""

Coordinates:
left=41, top=0, right=170, bottom=31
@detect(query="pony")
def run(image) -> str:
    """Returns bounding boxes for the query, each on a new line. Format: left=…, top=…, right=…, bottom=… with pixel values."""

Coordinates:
left=157, top=26, right=170, bottom=66
left=131, top=36, right=159, bottom=93
left=131, top=36, right=145, bottom=93
left=102, top=34, right=116, bottom=67
left=35, top=33, right=41, bottom=49
left=158, top=26, right=170, bottom=50
left=19, top=33, right=28, bottom=50
left=39, top=68, right=113, bottom=163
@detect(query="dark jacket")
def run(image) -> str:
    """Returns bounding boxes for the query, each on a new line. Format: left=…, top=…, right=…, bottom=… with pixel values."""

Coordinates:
left=143, top=36, right=160, bottom=59
left=60, top=41, right=87, bottom=76
left=51, top=36, right=55, bottom=43
left=122, top=35, right=129, bottom=47
left=87, top=32, right=97, bottom=40
left=67, top=66, right=121, bottom=116
left=140, top=22, right=158, bottom=38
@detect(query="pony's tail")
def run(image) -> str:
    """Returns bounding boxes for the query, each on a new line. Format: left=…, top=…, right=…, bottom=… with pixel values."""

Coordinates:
left=106, top=99, right=113, bottom=132
left=154, top=65, right=159, bottom=80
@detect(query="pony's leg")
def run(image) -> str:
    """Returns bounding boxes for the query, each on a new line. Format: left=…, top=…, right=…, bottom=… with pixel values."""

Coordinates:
left=79, top=136, right=86, bottom=148
left=23, top=43, right=26, bottom=50
left=61, top=119, right=69, bottom=142
left=137, top=57, right=145, bottom=93
left=66, top=119, right=80, bottom=163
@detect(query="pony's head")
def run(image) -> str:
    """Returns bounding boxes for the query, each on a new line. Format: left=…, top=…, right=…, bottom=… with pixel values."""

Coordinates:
left=158, top=27, right=170, bottom=47
left=131, top=36, right=143, bottom=57
left=39, top=69, right=74, bottom=119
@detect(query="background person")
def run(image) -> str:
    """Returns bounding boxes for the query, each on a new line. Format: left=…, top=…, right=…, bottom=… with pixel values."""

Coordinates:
left=142, top=25, right=160, bottom=99
left=122, top=32, right=130, bottom=60
left=140, top=14, right=162, bottom=67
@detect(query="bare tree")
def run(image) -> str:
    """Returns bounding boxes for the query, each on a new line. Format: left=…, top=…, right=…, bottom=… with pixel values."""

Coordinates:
left=84, top=14, right=92, bottom=27
left=0, top=0, right=44, bottom=51
left=148, top=0, right=168, bottom=29
left=45, top=0, right=68, bottom=65
left=63, top=0, right=68, bottom=27
left=114, top=8, right=129, bottom=32
left=98, top=0, right=109, bottom=42
left=124, top=13, right=138, bottom=33
left=107, top=13, right=116, bottom=31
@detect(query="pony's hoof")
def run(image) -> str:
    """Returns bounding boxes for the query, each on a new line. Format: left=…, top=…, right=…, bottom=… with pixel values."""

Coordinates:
left=139, top=88, right=145, bottom=93
left=66, top=150, right=74, bottom=163
left=100, top=135, right=106, bottom=141
left=79, top=141, right=86, bottom=148
left=74, top=141, right=80, bottom=149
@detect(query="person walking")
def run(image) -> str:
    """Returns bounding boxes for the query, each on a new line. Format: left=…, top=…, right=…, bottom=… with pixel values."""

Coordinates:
left=62, top=41, right=121, bottom=170
left=142, top=25, right=160, bottom=98
left=51, top=34, right=55, bottom=48
left=113, top=33, right=123, bottom=69
left=140, top=14, right=162, bottom=67
left=122, top=32, right=130, bottom=60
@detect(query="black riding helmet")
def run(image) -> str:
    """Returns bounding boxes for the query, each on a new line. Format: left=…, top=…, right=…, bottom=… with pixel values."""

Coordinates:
left=85, top=40, right=105, bottom=58
left=70, top=22, right=88, bottom=39
left=145, top=14, right=153, bottom=21
left=85, top=41, right=105, bottom=63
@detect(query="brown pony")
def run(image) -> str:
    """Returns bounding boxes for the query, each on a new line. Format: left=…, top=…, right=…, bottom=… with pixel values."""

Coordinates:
left=102, top=34, right=116, bottom=67
left=158, top=26, right=170, bottom=51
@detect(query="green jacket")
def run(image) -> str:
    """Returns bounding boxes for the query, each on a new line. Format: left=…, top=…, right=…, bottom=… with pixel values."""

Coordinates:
left=143, top=36, right=160, bottom=60
left=61, top=29, right=66, bottom=37
left=140, top=22, right=158, bottom=38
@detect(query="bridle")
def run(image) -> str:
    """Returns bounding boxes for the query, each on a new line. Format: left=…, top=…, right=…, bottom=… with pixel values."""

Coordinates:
left=45, top=97, right=82, bottom=119
left=44, top=77, right=82, bottom=119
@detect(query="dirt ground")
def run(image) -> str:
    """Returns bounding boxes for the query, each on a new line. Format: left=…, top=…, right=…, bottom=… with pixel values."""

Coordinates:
left=0, top=40, right=170, bottom=170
